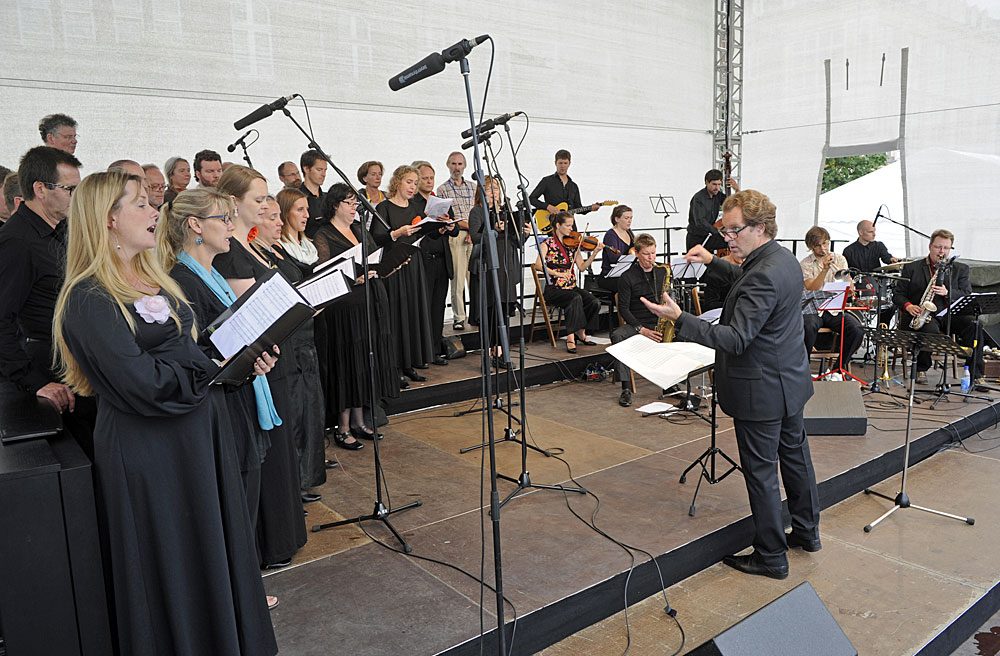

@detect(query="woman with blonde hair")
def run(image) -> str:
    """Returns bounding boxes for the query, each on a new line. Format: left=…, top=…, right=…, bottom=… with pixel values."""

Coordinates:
left=53, top=171, right=277, bottom=654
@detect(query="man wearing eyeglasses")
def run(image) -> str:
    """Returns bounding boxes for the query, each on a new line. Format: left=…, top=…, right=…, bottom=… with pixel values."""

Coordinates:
left=143, top=164, right=166, bottom=208
left=0, top=146, right=95, bottom=452
left=643, top=189, right=820, bottom=581
left=893, top=230, right=981, bottom=384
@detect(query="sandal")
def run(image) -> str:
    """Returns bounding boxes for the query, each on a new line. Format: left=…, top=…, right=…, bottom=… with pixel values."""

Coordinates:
left=267, top=595, right=279, bottom=611
left=334, top=432, right=364, bottom=450
left=352, top=425, right=383, bottom=441
left=566, top=340, right=577, bottom=354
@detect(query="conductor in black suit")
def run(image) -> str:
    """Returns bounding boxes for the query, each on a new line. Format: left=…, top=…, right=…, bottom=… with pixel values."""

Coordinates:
left=643, top=189, right=821, bottom=580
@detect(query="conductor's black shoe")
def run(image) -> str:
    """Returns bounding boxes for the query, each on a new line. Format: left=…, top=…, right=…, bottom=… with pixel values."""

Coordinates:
left=722, top=552, right=789, bottom=580
left=786, top=531, right=822, bottom=552
left=403, top=367, right=427, bottom=382
left=431, top=355, right=448, bottom=365
left=301, top=492, right=321, bottom=503
left=618, top=388, right=632, bottom=407
left=261, top=558, right=292, bottom=570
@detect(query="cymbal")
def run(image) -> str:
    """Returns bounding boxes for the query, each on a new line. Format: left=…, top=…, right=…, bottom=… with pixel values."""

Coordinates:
left=874, top=259, right=913, bottom=272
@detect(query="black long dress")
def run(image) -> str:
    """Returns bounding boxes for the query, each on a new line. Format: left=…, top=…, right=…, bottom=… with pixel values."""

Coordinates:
left=372, top=199, right=434, bottom=369
left=169, top=263, right=269, bottom=530
left=313, top=221, right=399, bottom=412
left=468, top=203, right=524, bottom=330
left=265, top=243, right=327, bottom=491
left=61, top=280, right=276, bottom=656
left=214, top=240, right=306, bottom=565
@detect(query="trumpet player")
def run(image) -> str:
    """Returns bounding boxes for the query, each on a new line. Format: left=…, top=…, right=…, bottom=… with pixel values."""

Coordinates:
left=800, top=227, right=865, bottom=368
left=893, top=230, right=980, bottom=384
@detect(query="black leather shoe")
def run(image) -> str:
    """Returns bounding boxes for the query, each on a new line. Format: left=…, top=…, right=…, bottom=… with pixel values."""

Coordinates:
left=403, top=368, right=427, bottom=382
left=351, top=425, right=383, bottom=441
left=413, top=362, right=429, bottom=370
left=618, top=388, right=632, bottom=407
left=301, top=492, right=321, bottom=503
left=399, top=377, right=410, bottom=389
left=786, top=531, right=822, bottom=552
left=432, top=355, right=448, bottom=365
left=722, top=552, right=789, bottom=580
left=325, top=459, right=339, bottom=470
left=261, top=558, right=292, bottom=570
left=334, top=432, right=364, bottom=450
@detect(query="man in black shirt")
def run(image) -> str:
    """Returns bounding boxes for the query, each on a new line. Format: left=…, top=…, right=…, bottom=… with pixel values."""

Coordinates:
left=299, top=149, right=328, bottom=238
left=686, top=169, right=739, bottom=251
left=529, top=149, right=599, bottom=228
left=610, top=234, right=668, bottom=407
left=842, top=219, right=897, bottom=272
left=0, top=146, right=81, bottom=410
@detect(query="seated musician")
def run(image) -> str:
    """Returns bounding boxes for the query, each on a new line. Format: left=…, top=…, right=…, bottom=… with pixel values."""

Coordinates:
left=800, top=226, right=865, bottom=369
left=609, top=233, right=667, bottom=407
left=894, top=229, right=981, bottom=384
left=597, top=205, right=635, bottom=293
left=843, top=219, right=898, bottom=272
left=538, top=211, right=603, bottom=354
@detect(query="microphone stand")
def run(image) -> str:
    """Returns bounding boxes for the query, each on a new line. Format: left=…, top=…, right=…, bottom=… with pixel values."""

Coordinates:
left=235, top=140, right=253, bottom=169
left=274, top=107, right=421, bottom=552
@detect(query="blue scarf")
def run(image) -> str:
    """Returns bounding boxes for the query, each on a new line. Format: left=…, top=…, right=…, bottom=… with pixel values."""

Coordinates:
left=178, top=250, right=282, bottom=430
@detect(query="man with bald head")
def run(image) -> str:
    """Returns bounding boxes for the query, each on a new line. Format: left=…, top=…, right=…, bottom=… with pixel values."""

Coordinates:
left=143, top=164, right=166, bottom=207
left=278, top=161, right=302, bottom=187
left=843, top=219, right=897, bottom=273
left=108, top=159, right=149, bottom=195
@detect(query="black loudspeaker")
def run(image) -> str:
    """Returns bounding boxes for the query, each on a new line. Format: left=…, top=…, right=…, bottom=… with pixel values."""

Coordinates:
left=688, top=582, right=857, bottom=656
left=804, top=381, right=867, bottom=435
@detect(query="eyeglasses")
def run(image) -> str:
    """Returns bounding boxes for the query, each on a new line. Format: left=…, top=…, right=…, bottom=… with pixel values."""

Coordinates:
left=719, top=224, right=750, bottom=238
left=341, top=199, right=358, bottom=206
left=195, top=214, right=233, bottom=225
left=149, top=184, right=166, bottom=192
left=44, top=182, right=77, bottom=194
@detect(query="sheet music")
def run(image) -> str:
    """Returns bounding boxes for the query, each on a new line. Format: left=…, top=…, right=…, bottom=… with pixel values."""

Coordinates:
left=670, top=255, right=705, bottom=280
left=817, top=281, right=850, bottom=311
left=369, top=247, right=383, bottom=264
left=412, top=213, right=457, bottom=227
left=606, top=336, right=715, bottom=390
left=423, top=195, right=453, bottom=219
left=697, top=307, right=723, bottom=324
left=607, top=255, right=636, bottom=278
left=210, top=274, right=305, bottom=359
left=298, top=271, right=351, bottom=307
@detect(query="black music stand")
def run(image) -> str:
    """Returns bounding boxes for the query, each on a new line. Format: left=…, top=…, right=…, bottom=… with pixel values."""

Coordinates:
left=676, top=366, right=742, bottom=517
left=939, top=292, right=1000, bottom=394
left=649, top=195, right=682, bottom=261
left=863, top=329, right=975, bottom=532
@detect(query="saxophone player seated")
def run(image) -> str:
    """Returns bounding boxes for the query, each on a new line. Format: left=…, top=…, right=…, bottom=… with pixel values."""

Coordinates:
left=800, top=227, right=865, bottom=371
left=893, top=229, right=981, bottom=384
left=610, top=233, right=669, bottom=407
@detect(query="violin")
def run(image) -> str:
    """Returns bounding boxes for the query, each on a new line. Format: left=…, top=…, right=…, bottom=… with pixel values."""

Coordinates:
left=562, top=231, right=619, bottom=254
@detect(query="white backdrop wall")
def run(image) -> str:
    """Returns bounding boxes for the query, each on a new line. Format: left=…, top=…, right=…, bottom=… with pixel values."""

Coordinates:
left=742, top=0, right=1000, bottom=260
left=1, top=0, right=717, bottom=240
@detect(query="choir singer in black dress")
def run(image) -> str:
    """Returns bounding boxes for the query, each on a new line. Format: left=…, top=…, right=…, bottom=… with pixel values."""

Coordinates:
left=53, top=171, right=277, bottom=654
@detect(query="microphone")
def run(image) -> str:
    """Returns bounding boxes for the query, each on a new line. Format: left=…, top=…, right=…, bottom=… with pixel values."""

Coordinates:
left=233, top=94, right=297, bottom=130
left=873, top=204, right=886, bottom=226
left=460, top=111, right=524, bottom=139
left=226, top=130, right=253, bottom=153
left=388, top=35, right=489, bottom=91
left=462, top=130, right=495, bottom=150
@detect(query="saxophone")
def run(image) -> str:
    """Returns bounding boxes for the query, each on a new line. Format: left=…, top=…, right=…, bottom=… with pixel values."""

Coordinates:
left=654, top=263, right=676, bottom=342
left=910, top=261, right=947, bottom=329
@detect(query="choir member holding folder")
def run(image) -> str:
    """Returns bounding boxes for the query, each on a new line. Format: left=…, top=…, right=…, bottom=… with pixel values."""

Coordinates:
left=214, top=165, right=306, bottom=570
left=372, top=164, right=435, bottom=384
left=53, top=171, right=277, bottom=653
left=314, top=183, right=398, bottom=446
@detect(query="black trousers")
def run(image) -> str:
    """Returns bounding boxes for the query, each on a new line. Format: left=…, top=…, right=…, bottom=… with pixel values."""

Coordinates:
left=543, top=286, right=600, bottom=335
left=803, top=311, right=865, bottom=366
left=733, top=411, right=821, bottom=567
left=907, top=313, right=981, bottom=375
left=423, top=253, right=450, bottom=355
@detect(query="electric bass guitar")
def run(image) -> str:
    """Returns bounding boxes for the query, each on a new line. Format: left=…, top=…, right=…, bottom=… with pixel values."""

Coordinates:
left=534, top=200, right=617, bottom=234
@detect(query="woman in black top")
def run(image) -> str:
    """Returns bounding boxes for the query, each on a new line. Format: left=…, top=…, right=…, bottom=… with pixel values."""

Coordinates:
left=313, top=183, right=398, bottom=445
left=214, top=165, right=306, bottom=569
left=371, top=164, right=434, bottom=383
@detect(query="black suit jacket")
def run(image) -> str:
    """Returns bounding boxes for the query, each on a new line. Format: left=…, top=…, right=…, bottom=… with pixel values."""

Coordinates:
left=675, top=239, right=813, bottom=422
left=893, top=257, right=971, bottom=315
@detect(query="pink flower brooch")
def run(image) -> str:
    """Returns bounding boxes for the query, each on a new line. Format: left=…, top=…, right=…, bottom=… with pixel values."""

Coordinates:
left=134, top=295, right=171, bottom=324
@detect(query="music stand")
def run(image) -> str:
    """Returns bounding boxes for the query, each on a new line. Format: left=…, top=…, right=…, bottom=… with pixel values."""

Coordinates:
left=812, top=286, right=867, bottom=385
left=677, top=367, right=742, bottom=517
left=939, top=292, right=1000, bottom=394
left=863, top=328, right=975, bottom=532
left=649, top=195, right=682, bottom=261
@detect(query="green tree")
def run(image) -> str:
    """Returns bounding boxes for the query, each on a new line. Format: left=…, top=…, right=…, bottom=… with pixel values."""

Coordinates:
left=822, top=154, right=889, bottom=193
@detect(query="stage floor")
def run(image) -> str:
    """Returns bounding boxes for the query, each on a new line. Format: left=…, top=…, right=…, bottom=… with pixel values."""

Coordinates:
left=264, top=362, right=1000, bottom=655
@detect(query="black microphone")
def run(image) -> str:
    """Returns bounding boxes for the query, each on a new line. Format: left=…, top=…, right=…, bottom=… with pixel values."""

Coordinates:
left=388, top=35, right=489, bottom=91
left=460, top=111, right=524, bottom=139
left=226, top=130, right=253, bottom=153
left=462, top=130, right=495, bottom=150
left=233, top=94, right=297, bottom=130
left=873, top=204, right=886, bottom=226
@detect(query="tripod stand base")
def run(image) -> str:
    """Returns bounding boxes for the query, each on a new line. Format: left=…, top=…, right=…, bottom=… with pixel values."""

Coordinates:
left=679, top=446, right=742, bottom=517
left=311, top=499, right=423, bottom=553
left=460, top=426, right=542, bottom=455
left=496, top=470, right=586, bottom=512
left=862, top=488, right=974, bottom=533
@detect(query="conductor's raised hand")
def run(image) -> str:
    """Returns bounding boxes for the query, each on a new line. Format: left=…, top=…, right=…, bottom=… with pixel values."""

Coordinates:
left=641, top=292, right=682, bottom=322
left=685, top=244, right=714, bottom=265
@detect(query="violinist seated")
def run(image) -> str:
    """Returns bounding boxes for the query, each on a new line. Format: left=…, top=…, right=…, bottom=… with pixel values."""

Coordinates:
left=538, top=211, right=603, bottom=354
left=597, top=205, right=635, bottom=293
left=893, top=229, right=981, bottom=384
left=800, top=226, right=865, bottom=368
left=610, top=234, right=668, bottom=407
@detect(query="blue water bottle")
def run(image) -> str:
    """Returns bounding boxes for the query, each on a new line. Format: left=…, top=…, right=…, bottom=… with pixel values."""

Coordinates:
left=961, top=366, right=971, bottom=392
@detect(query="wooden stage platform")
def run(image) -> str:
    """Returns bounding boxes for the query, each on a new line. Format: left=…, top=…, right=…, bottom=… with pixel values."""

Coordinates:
left=262, top=344, right=1000, bottom=656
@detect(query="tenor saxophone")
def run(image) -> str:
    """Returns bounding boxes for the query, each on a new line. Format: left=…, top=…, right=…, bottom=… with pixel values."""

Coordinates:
left=654, top=263, right=675, bottom=342
left=910, top=263, right=945, bottom=329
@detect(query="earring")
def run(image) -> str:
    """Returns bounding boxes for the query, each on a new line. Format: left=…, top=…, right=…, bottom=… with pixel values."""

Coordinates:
left=195, top=236, right=204, bottom=245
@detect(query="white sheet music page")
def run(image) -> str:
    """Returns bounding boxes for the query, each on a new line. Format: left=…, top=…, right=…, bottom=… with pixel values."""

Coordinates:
left=210, top=274, right=303, bottom=359
left=606, top=336, right=715, bottom=390
left=423, top=195, right=453, bottom=219
left=298, top=271, right=351, bottom=307
left=670, top=255, right=706, bottom=279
